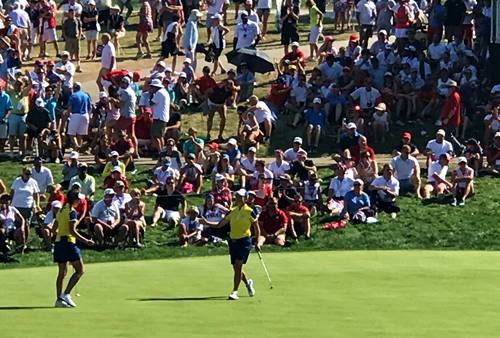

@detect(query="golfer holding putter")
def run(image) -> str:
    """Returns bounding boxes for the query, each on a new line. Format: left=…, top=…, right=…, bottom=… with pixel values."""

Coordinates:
left=52, top=192, right=94, bottom=308
left=215, top=189, right=261, bottom=300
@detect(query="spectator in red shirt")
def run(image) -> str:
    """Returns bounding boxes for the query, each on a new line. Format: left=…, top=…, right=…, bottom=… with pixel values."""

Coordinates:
left=286, top=194, right=311, bottom=240
left=264, top=76, right=290, bottom=113
left=257, top=198, right=288, bottom=247
left=45, top=184, right=65, bottom=212
left=212, top=174, right=233, bottom=208
left=440, top=79, right=461, bottom=135
left=110, top=130, right=135, bottom=170
left=69, top=182, right=89, bottom=224
left=347, top=135, right=375, bottom=164
left=103, top=166, right=129, bottom=191
left=251, top=174, right=273, bottom=207
left=281, top=41, right=306, bottom=68
left=190, top=66, right=217, bottom=105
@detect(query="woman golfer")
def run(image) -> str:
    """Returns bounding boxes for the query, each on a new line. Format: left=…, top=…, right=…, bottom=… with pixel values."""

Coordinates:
left=52, top=192, right=94, bottom=308
left=215, top=189, right=261, bottom=300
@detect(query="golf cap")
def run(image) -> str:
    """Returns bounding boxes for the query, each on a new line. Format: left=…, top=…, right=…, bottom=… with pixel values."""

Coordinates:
left=378, top=29, right=387, bottom=35
left=178, top=72, right=187, bottom=78
left=51, top=200, right=62, bottom=209
left=165, top=66, right=173, bottom=73
left=228, top=138, right=237, bottom=146
left=384, top=71, right=393, bottom=77
left=104, top=188, right=115, bottom=196
left=79, top=162, right=88, bottom=168
left=71, top=182, right=82, bottom=188
left=183, top=58, right=192, bottom=64
left=248, top=147, right=256, bottom=153
left=35, top=97, right=45, bottom=107
left=291, top=41, right=300, bottom=47
left=402, top=132, right=412, bottom=139
left=109, top=150, right=119, bottom=157
left=157, top=61, right=166, bottom=68
left=88, top=0, right=96, bottom=5
left=297, top=149, right=307, bottom=156
left=246, top=190, right=256, bottom=197
left=346, top=122, right=357, bottom=129
left=187, top=153, right=196, bottom=159
left=495, top=131, right=500, bottom=139
left=293, top=136, right=303, bottom=144
left=436, top=129, right=446, bottom=136
left=150, top=78, right=164, bottom=87
left=245, top=0, right=252, bottom=4
left=349, top=34, right=359, bottom=42
left=374, top=102, right=386, bottom=111
left=457, top=157, right=467, bottom=164
left=212, top=13, right=222, bottom=20
left=69, top=151, right=79, bottom=159
left=215, top=173, right=225, bottom=181
left=99, top=91, right=108, bottom=99
left=112, top=166, right=122, bottom=173
left=121, top=76, right=131, bottom=85
left=115, top=180, right=125, bottom=188
left=313, top=97, right=321, bottom=104
left=490, top=84, right=500, bottom=94
left=353, top=178, right=364, bottom=186
left=61, top=50, right=70, bottom=57
left=279, top=174, right=292, bottom=182
left=222, top=154, right=230, bottom=160
left=235, top=189, right=247, bottom=197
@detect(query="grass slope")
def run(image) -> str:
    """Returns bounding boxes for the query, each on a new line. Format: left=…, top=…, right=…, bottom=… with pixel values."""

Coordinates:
left=1, top=251, right=500, bottom=338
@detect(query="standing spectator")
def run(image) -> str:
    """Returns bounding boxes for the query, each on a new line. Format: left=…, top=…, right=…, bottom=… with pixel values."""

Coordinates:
left=31, top=157, right=54, bottom=197
left=391, top=0, right=414, bottom=44
left=450, top=157, right=474, bottom=206
left=256, top=0, right=271, bottom=38
left=0, top=84, right=12, bottom=154
left=280, top=0, right=300, bottom=54
left=136, top=0, right=153, bottom=59
left=182, top=9, right=202, bottom=71
left=391, top=145, right=422, bottom=198
left=161, top=14, right=182, bottom=72
left=208, top=14, right=229, bottom=76
left=150, top=177, right=187, bottom=228
left=234, top=13, right=261, bottom=51
left=444, top=0, right=465, bottom=41
left=257, top=198, right=287, bottom=247
left=427, top=0, right=447, bottom=41
left=440, top=79, right=461, bottom=136
left=116, top=77, right=137, bottom=153
left=39, top=0, right=60, bottom=58
left=11, top=167, right=41, bottom=239
left=206, top=80, right=235, bottom=141
left=7, top=77, right=30, bottom=159
left=62, top=9, right=82, bottom=72
left=97, top=33, right=116, bottom=91
left=82, top=0, right=99, bottom=61
left=149, top=79, right=170, bottom=154
left=65, top=82, right=91, bottom=150
left=369, top=164, right=401, bottom=217
left=306, top=0, right=323, bottom=60
left=109, top=6, right=126, bottom=53
left=246, top=95, right=274, bottom=141
left=423, top=153, right=453, bottom=199
left=356, top=0, right=377, bottom=49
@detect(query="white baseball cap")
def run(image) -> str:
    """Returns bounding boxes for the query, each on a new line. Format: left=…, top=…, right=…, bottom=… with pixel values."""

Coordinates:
left=228, top=138, right=237, bottom=146
left=248, top=147, right=257, bottom=153
left=457, top=157, right=467, bottom=164
left=215, top=173, right=225, bottom=181
left=212, top=13, right=222, bottom=20
left=183, top=58, right=192, bottom=64
left=150, top=79, right=164, bottom=87
left=104, top=188, right=115, bottom=196
left=99, top=91, right=108, bottom=99
left=178, top=72, right=187, bottom=78
left=293, top=136, right=302, bottom=144
left=157, top=61, right=166, bottom=68
left=346, top=122, right=357, bottom=129
left=291, top=41, right=300, bottom=47
left=69, top=151, right=79, bottom=159
left=109, top=150, right=119, bottom=157
left=112, top=166, right=122, bottom=173
left=235, top=189, right=247, bottom=197
left=313, top=97, right=321, bottom=104
left=51, top=200, right=62, bottom=208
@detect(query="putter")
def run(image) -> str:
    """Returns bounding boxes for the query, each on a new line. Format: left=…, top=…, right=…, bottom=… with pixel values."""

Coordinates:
left=257, top=250, right=273, bottom=289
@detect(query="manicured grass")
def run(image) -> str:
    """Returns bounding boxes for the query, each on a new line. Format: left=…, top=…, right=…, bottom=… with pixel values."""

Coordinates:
left=1, top=251, right=500, bottom=338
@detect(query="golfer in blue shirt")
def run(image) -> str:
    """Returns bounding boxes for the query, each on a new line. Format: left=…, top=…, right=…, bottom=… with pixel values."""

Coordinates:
left=304, top=97, right=327, bottom=154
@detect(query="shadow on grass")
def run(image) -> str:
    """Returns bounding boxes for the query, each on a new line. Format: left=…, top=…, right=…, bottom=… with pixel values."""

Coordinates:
left=136, top=296, right=227, bottom=302
left=0, top=306, right=54, bottom=310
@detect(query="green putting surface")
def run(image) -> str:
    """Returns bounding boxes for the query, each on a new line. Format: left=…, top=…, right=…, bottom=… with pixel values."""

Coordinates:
left=1, top=251, right=499, bottom=337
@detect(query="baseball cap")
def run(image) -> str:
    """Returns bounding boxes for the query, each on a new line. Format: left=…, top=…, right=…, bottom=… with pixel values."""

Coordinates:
left=183, top=58, right=192, bottom=64
left=436, top=129, right=446, bottom=136
left=445, top=79, right=458, bottom=87
left=109, top=150, right=119, bottom=157
left=374, top=102, right=386, bottom=111
left=325, top=35, right=334, bottom=42
left=378, top=29, right=387, bottom=35
left=490, top=84, right=500, bottom=94
left=187, top=153, right=196, bottom=159
left=115, top=180, right=125, bottom=187
left=346, top=122, right=357, bottom=129
left=353, top=178, right=364, bottom=186
left=279, top=174, right=292, bottom=182
left=212, top=13, right=222, bottom=20
left=157, top=61, right=166, bottom=68
left=71, top=182, right=82, bottom=188
left=384, top=71, right=393, bottom=77
left=248, top=146, right=257, bottom=153
left=88, top=0, right=96, bottom=5
left=313, top=97, right=321, bottom=104
left=495, top=131, right=500, bottom=139
left=165, top=67, right=173, bottom=73
left=79, top=162, right=88, bottom=168
left=99, top=91, right=108, bottom=99
left=457, top=157, right=467, bottom=164
left=297, top=149, right=307, bottom=156
left=222, top=154, right=230, bottom=160
left=150, top=78, right=164, bottom=87
left=51, top=200, right=62, bottom=209
left=402, top=132, right=412, bottom=139
left=228, top=138, right=237, bottom=146
left=35, top=97, right=45, bottom=107
left=293, top=136, right=302, bottom=144
left=349, top=34, right=359, bottom=42
left=246, top=190, right=256, bottom=197
left=291, top=41, right=300, bottom=47
left=188, top=206, right=200, bottom=215
left=178, top=72, right=187, bottom=78
left=121, top=76, right=131, bottom=84
left=112, top=166, right=122, bottom=173
left=235, top=189, right=247, bottom=197
left=215, top=173, right=225, bottom=181
left=61, top=51, right=70, bottom=57
left=69, top=151, right=79, bottom=159
left=104, top=188, right=115, bottom=196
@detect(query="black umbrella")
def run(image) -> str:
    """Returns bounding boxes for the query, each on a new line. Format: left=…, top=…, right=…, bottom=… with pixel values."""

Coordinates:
left=226, top=48, right=275, bottom=74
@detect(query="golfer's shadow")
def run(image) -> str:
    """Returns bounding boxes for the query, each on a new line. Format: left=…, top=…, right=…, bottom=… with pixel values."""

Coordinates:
left=0, top=306, right=54, bottom=310
left=136, top=296, right=227, bottom=302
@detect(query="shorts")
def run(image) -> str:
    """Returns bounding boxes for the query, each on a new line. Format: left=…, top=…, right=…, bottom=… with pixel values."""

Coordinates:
left=8, top=114, right=27, bottom=137
left=360, top=24, right=374, bottom=39
left=53, top=238, right=81, bottom=263
left=0, top=122, right=8, bottom=139
left=42, top=28, right=57, bottom=42
left=206, top=15, right=217, bottom=28
left=394, top=28, right=408, bottom=39
left=138, top=22, right=153, bottom=33
left=65, top=37, right=80, bottom=56
left=399, top=178, right=413, bottom=192
left=151, top=119, right=168, bottom=138
left=16, top=207, right=33, bottom=225
left=257, top=8, right=271, bottom=16
left=208, top=99, right=224, bottom=110
left=85, top=30, right=99, bottom=41
left=161, top=209, right=181, bottom=224
left=228, top=236, right=252, bottom=265
left=308, top=26, right=322, bottom=44
left=116, top=116, right=136, bottom=133
left=281, top=26, right=299, bottom=46
left=67, top=113, right=89, bottom=136
left=161, top=39, right=178, bottom=58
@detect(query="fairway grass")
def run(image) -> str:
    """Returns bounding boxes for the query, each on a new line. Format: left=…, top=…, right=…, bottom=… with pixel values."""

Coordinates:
left=1, top=251, right=499, bottom=338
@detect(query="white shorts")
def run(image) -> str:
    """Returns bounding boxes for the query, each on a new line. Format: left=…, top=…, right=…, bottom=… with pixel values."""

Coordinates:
left=309, top=26, right=322, bottom=44
left=67, top=113, right=89, bottom=136
left=42, top=28, right=57, bottom=42
left=162, top=209, right=181, bottom=224
left=394, top=28, right=408, bottom=39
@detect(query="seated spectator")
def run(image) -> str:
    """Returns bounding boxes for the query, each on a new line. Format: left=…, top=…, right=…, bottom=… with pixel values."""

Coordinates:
left=69, top=163, right=96, bottom=202
left=123, top=188, right=146, bottom=248
left=68, top=183, right=89, bottom=224
left=102, top=151, right=126, bottom=178
left=236, top=63, right=255, bottom=102
left=327, top=164, right=354, bottom=215
left=289, top=150, right=316, bottom=182
left=304, top=97, right=327, bottom=153
left=369, top=164, right=401, bottom=217
left=90, top=188, right=123, bottom=247
left=238, top=109, right=262, bottom=149
left=39, top=200, right=62, bottom=251
left=103, top=166, right=129, bottom=191
left=31, top=157, right=54, bottom=199
left=324, top=83, right=347, bottom=124
left=179, top=153, right=204, bottom=194
left=45, top=184, right=66, bottom=212
left=238, top=147, right=257, bottom=188
left=463, top=138, right=482, bottom=176
left=391, top=145, right=422, bottom=198
left=450, top=157, right=474, bottom=207
left=61, top=151, right=80, bottom=189
left=178, top=206, right=203, bottom=247
left=257, top=198, right=287, bottom=247
left=425, top=129, right=454, bottom=168
left=212, top=154, right=236, bottom=184
left=303, top=170, right=322, bottom=213
left=264, top=76, right=290, bottom=113
left=268, top=149, right=290, bottom=184
left=286, top=195, right=311, bottom=240
left=339, top=122, right=361, bottom=152
left=286, top=74, right=309, bottom=128
left=143, top=159, right=179, bottom=195
left=190, top=66, right=217, bottom=106
left=340, top=179, right=376, bottom=223
left=150, top=178, right=186, bottom=228
left=346, top=135, right=375, bottom=164
left=182, top=127, right=204, bottom=162
left=198, top=193, right=230, bottom=245
left=246, top=95, right=275, bottom=140
left=356, top=151, right=378, bottom=186
left=224, top=138, right=242, bottom=168
left=392, top=131, right=419, bottom=157
left=372, top=102, right=390, bottom=143
left=0, top=194, right=26, bottom=254
left=212, top=174, right=233, bottom=208
left=110, top=130, right=136, bottom=172
left=484, top=132, right=500, bottom=174
left=275, top=174, right=298, bottom=210
left=252, top=174, right=273, bottom=207
left=250, top=160, right=274, bottom=188
left=284, top=137, right=306, bottom=162
left=158, top=138, right=183, bottom=171
left=423, top=153, right=453, bottom=199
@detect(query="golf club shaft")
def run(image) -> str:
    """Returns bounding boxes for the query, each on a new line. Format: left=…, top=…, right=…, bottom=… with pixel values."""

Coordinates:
left=257, top=251, right=273, bottom=288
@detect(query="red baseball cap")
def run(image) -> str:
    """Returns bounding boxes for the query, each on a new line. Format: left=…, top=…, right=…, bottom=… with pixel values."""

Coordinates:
left=402, top=132, right=412, bottom=139
left=349, top=34, right=359, bottom=42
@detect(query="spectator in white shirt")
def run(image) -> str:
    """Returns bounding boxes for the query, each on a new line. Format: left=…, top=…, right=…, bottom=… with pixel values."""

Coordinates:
left=31, top=157, right=54, bottom=196
left=10, top=167, right=41, bottom=239
left=96, top=33, right=116, bottom=91
left=319, top=54, right=342, bottom=82
left=234, top=13, right=260, bottom=50
left=450, top=157, right=474, bottom=206
left=350, top=78, right=381, bottom=113
left=427, top=34, right=447, bottom=64
left=286, top=74, right=310, bottom=127
left=327, top=164, right=354, bottom=216
left=236, top=0, right=260, bottom=25
left=425, top=129, right=454, bottom=168
left=268, top=149, right=290, bottom=184
left=356, top=0, right=377, bottom=48
left=149, top=79, right=170, bottom=153
left=246, top=95, right=274, bottom=140
left=369, top=164, right=401, bottom=217
left=284, top=137, right=305, bottom=162
left=391, top=145, right=422, bottom=198
left=423, top=153, right=453, bottom=199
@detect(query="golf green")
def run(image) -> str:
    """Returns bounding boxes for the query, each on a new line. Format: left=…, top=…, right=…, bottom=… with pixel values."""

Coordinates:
left=1, top=251, right=499, bottom=337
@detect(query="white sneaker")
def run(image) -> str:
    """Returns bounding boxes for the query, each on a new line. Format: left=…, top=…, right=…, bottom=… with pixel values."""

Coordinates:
left=246, top=279, right=255, bottom=297
left=390, top=212, right=397, bottom=219
left=61, top=293, right=77, bottom=307
left=228, top=291, right=239, bottom=300
left=54, top=298, right=71, bottom=308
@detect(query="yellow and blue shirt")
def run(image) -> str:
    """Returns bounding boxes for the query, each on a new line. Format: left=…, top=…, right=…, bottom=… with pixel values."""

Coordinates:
left=225, top=204, right=257, bottom=240
left=55, top=205, right=78, bottom=244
